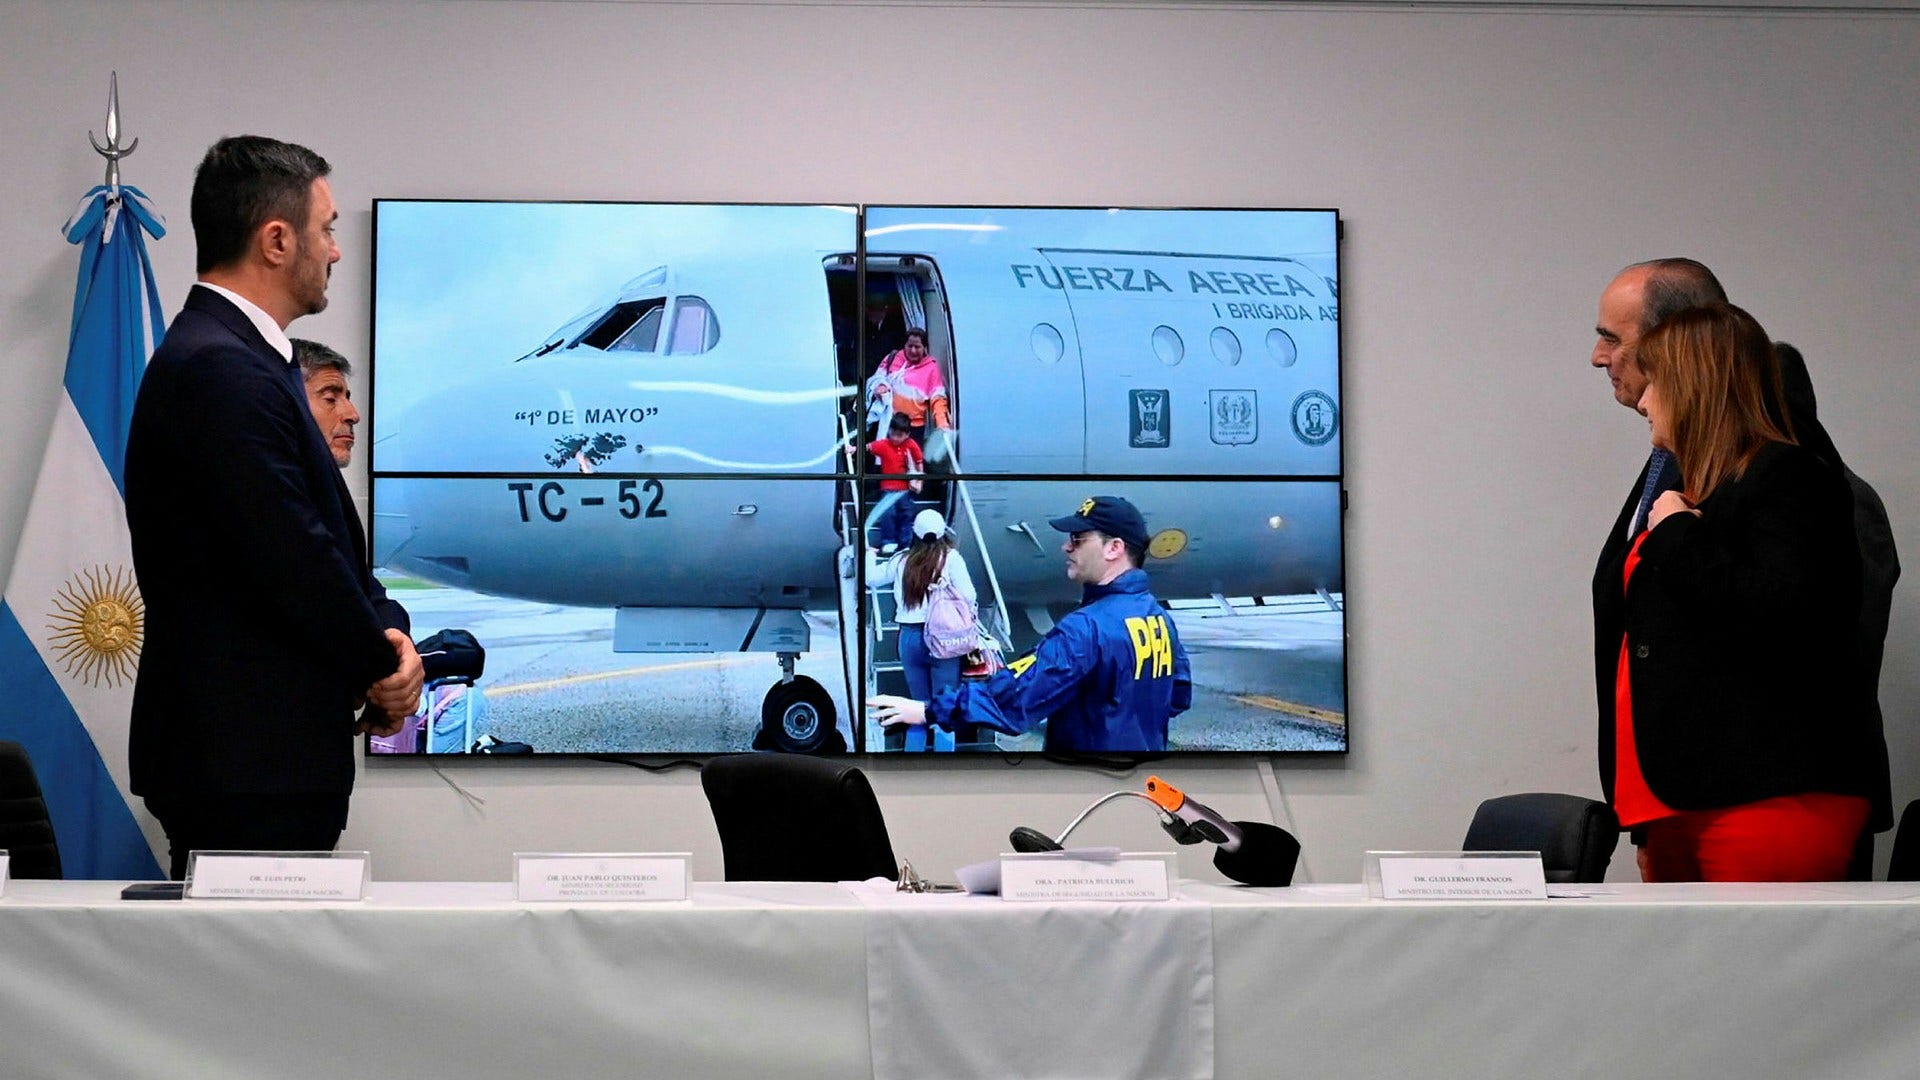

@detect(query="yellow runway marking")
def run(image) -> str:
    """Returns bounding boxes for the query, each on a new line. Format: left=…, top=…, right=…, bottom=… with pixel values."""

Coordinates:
left=1231, top=694, right=1346, bottom=728
left=489, top=656, right=758, bottom=697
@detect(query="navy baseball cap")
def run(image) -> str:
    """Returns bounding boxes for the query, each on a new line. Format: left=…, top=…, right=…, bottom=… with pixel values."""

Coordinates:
left=1049, top=495, right=1149, bottom=550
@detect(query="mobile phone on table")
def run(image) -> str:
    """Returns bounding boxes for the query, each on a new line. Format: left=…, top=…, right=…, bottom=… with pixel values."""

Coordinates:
left=120, top=881, right=185, bottom=901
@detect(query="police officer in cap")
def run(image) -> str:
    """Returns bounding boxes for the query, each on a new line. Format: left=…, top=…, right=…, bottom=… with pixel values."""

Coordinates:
left=870, top=495, right=1192, bottom=752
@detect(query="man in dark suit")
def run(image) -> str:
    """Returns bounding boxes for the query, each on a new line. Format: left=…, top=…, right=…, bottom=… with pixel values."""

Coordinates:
left=1589, top=259, right=1730, bottom=555
left=125, top=136, right=422, bottom=879
left=1775, top=343, right=1898, bottom=874
left=293, top=338, right=364, bottom=470
left=1588, top=258, right=1728, bottom=880
left=295, top=334, right=413, bottom=666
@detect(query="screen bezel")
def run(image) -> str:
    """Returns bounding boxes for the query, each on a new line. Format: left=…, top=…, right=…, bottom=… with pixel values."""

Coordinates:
left=364, top=199, right=1346, bottom=762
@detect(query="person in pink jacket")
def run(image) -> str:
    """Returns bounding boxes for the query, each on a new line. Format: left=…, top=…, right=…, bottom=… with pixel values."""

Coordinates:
left=868, top=328, right=952, bottom=453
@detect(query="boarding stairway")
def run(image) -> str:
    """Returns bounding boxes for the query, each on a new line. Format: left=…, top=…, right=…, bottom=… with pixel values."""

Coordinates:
left=838, top=407, right=1014, bottom=753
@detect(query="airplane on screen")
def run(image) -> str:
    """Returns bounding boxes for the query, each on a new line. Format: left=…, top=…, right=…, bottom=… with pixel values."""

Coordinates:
left=371, top=208, right=1344, bottom=753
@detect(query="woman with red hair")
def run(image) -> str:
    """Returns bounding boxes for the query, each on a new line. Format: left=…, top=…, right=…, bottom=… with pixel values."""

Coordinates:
left=1597, top=302, right=1879, bottom=881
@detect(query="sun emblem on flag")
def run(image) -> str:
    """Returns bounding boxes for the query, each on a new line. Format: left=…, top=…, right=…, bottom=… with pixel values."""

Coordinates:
left=46, top=564, right=144, bottom=687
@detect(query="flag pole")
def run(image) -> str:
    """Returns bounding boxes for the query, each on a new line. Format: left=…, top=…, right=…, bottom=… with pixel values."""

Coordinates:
left=0, top=71, right=167, bottom=878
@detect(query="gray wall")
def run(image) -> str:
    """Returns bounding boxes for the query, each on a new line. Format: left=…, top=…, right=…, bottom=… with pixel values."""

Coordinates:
left=3, top=0, right=1915, bottom=881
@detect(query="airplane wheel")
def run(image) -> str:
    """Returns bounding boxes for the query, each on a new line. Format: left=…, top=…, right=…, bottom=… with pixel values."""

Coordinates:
left=760, top=676, right=840, bottom=755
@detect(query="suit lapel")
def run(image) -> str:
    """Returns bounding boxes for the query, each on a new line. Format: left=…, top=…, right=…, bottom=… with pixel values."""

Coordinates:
left=1601, top=458, right=1653, bottom=564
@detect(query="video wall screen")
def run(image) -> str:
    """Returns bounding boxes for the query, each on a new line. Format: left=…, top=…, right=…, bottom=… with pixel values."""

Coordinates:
left=859, top=205, right=1340, bottom=479
left=368, top=200, right=1344, bottom=758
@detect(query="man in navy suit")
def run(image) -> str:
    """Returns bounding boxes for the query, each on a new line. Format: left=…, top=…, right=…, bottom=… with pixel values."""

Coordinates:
left=1588, top=258, right=1728, bottom=881
left=125, top=136, right=422, bottom=878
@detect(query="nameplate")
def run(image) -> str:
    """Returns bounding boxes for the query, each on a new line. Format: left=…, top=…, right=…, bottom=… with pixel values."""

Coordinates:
left=0, top=851, right=9, bottom=896
left=185, top=852, right=370, bottom=901
left=514, top=853, right=691, bottom=902
left=999, top=851, right=1173, bottom=902
left=1365, top=851, right=1547, bottom=900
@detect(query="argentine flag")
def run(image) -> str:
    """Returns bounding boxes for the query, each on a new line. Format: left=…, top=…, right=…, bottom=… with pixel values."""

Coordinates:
left=0, top=185, right=168, bottom=878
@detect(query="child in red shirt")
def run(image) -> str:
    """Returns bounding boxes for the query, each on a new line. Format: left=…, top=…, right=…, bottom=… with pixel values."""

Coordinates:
left=867, top=413, right=923, bottom=552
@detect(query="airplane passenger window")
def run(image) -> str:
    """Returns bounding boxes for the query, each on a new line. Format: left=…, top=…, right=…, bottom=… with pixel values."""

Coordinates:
left=666, top=296, right=721, bottom=354
left=578, top=298, right=666, bottom=352
left=1266, top=327, right=1298, bottom=367
left=1210, top=326, right=1243, bottom=366
left=1151, top=325, right=1185, bottom=366
left=1031, top=323, right=1065, bottom=364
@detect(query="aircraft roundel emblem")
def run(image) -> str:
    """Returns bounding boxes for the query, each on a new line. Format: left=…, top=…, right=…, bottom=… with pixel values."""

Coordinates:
left=1148, top=529, right=1188, bottom=560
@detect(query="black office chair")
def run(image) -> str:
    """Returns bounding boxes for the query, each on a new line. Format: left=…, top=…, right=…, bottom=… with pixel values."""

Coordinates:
left=701, top=753, right=898, bottom=882
left=0, top=740, right=63, bottom=879
left=1463, top=792, right=1618, bottom=884
left=1888, top=799, right=1920, bottom=881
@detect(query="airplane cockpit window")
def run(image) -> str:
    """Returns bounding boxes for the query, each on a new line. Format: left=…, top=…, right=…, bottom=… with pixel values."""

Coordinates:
left=611, top=306, right=664, bottom=352
left=665, top=296, right=721, bottom=355
left=516, top=306, right=602, bottom=361
left=577, top=298, right=667, bottom=353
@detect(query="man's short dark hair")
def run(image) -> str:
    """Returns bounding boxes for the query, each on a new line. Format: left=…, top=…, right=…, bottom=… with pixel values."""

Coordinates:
left=1773, top=341, right=1817, bottom=417
left=1629, top=257, right=1727, bottom=335
left=292, top=338, right=351, bottom=379
left=1101, top=535, right=1147, bottom=569
left=191, top=136, right=331, bottom=273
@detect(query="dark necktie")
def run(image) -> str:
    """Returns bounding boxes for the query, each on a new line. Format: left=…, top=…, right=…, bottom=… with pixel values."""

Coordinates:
left=1629, top=449, right=1680, bottom=537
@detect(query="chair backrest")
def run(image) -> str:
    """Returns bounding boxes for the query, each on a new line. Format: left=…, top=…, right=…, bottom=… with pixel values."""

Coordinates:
left=1463, top=792, right=1618, bottom=884
left=0, top=740, right=63, bottom=880
left=1888, top=798, right=1920, bottom=881
left=701, top=753, right=898, bottom=882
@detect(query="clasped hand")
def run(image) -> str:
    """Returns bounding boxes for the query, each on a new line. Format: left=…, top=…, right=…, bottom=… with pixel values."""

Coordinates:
left=355, top=629, right=425, bottom=736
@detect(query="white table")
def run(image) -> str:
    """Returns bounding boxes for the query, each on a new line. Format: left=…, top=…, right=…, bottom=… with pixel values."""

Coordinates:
left=4, top=879, right=1918, bottom=1080
left=0, top=880, right=872, bottom=1080
left=1198, top=881, right=1920, bottom=1080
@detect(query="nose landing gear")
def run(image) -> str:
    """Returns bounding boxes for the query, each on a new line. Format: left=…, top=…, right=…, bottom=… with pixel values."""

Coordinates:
left=754, top=652, right=844, bottom=754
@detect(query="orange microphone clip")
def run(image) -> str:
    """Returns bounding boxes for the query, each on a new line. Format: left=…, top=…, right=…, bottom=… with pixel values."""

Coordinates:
left=1143, top=775, right=1186, bottom=814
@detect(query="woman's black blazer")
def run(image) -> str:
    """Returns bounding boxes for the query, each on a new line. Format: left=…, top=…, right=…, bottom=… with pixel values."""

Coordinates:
left=1592, top=440, right=1877, bottom=811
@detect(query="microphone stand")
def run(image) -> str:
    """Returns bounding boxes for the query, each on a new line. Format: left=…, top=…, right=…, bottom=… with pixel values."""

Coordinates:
left=1009, top=778, right=1299, bottom=886
left=1010, top=791, right=1206, bottom=853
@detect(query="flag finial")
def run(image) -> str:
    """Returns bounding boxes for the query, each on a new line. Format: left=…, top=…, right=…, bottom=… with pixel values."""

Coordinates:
left=87, top=71, right=139, bottom=191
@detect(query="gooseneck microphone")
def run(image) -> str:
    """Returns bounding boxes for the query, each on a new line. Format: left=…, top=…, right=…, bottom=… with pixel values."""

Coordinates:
left=1145, top=776, right=1300, bottom=888
left=1008, top=776, right=1299, bottom=887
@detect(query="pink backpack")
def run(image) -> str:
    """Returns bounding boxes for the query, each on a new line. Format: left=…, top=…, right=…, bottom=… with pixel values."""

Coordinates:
left=922, top=568, right=979, bottom=660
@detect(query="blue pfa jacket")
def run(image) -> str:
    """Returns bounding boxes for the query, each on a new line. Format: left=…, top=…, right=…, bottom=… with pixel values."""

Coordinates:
left=927, top=568, right=1192, bottom=752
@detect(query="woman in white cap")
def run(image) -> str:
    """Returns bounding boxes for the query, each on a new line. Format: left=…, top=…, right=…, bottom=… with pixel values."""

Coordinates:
left=887, top=508, right=977, bottom=704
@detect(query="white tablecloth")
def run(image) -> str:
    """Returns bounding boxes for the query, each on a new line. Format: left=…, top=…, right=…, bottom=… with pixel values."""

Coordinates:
left=0, top=881, right=871, bottom=1080
left=4, top=879, right=1919, bottom=1079
left=853, top=881, right=1214, bottom=1080
left=1196, top=881, right=1920, bottom=1080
